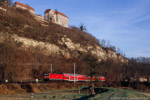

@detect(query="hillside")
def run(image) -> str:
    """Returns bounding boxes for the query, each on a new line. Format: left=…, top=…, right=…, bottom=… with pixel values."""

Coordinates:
left=0, top=3, right=127, bottom=82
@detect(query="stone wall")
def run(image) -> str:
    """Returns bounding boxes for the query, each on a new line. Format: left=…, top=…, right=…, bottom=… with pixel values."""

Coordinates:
left=14, top=4, right=35, bottom=14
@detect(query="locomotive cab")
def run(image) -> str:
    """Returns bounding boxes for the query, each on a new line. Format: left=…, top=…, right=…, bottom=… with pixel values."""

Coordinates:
left=44, top=73, right=49, bottom=81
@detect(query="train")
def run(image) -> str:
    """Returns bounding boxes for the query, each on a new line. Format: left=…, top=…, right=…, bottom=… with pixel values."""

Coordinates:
left=44, top=73, right=106, bottom=82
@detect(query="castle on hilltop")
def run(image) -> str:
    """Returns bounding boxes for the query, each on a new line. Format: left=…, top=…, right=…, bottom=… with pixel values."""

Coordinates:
left=44, top=9, right=69, bottom=28
left=13, top=2, right=69, bottom=28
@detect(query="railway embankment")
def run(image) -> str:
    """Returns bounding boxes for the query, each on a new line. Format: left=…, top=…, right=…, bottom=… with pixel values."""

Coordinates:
left=0, top=82, right=106, bottom=95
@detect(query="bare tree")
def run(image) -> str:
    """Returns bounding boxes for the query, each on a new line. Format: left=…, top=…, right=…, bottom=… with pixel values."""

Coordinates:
left=0, top=0, right=13, bottom=5
left=0, top=0, right=5, bottom=2
left=82, top=52, right=100, bottom=96
left=99, top=39, right=106, bottom=47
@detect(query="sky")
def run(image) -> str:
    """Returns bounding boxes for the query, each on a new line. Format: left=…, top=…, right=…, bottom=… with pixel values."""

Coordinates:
left=13, top=0, right=150, bottom=58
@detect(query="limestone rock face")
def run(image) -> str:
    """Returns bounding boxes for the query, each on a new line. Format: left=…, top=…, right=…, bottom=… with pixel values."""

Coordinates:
left=0, top=32, right=128, bottom=63
left=59, top=35, right=127, bottom=63
left=0, top=7, right=7, bottom=12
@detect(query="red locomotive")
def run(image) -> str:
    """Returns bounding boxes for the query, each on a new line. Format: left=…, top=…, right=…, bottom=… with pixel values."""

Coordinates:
left=44, top=73, right=105, bottom=82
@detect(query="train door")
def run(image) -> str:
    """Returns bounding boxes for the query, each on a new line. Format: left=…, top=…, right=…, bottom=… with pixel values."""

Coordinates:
left=69, top=76, right=78, bottom=81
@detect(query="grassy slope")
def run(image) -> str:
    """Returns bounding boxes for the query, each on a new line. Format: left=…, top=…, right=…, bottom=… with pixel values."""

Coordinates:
left=0, top=87, right=149, bottom=100
left=93, top=88, right=150, bottom=100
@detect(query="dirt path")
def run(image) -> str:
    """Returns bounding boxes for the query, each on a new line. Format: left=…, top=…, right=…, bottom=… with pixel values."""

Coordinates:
left=138, top=92, right=150, bottom=97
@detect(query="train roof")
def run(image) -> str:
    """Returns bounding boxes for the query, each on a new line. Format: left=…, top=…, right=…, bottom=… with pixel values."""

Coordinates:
left=63, top=73, right=86, bottom=76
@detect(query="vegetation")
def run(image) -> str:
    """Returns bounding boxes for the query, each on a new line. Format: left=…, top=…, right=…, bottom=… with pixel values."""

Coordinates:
left=81, top=52, right=101, bottom=95
left=92, top=88, right=150, bottom=100
left=99, top=39, right=125, bottom=56
left=0, top=0, right=12, bottom=5
left=79, top=23, right=87, bottom=32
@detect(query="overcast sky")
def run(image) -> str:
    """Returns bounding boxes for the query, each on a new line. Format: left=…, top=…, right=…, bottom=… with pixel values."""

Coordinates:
left=13, top=0, right=150, bottom=58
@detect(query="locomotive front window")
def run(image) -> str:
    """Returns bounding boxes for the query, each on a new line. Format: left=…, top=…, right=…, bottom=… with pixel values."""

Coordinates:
left=44, top=73, right=49, bottom=76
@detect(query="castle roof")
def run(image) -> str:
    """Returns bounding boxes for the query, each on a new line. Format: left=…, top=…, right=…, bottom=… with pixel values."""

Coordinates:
left=44, top=9, right=68, bottom=18
left=55, top=11, right=68, bottom=18
left=44, top=9, right=52, bottom=13
left=15, top=1, right=35, bottom=11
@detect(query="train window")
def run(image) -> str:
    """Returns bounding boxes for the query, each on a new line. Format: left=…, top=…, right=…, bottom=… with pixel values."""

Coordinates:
left=44, top=73, right=49, bottom=76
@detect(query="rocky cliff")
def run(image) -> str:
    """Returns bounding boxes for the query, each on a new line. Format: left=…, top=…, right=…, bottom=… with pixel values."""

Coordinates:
left=0, top=32, right=128, bottom=63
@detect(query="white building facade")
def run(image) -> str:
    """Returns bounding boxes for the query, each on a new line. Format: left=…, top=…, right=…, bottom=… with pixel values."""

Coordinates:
left=44, top=9, right=69, bottom=28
